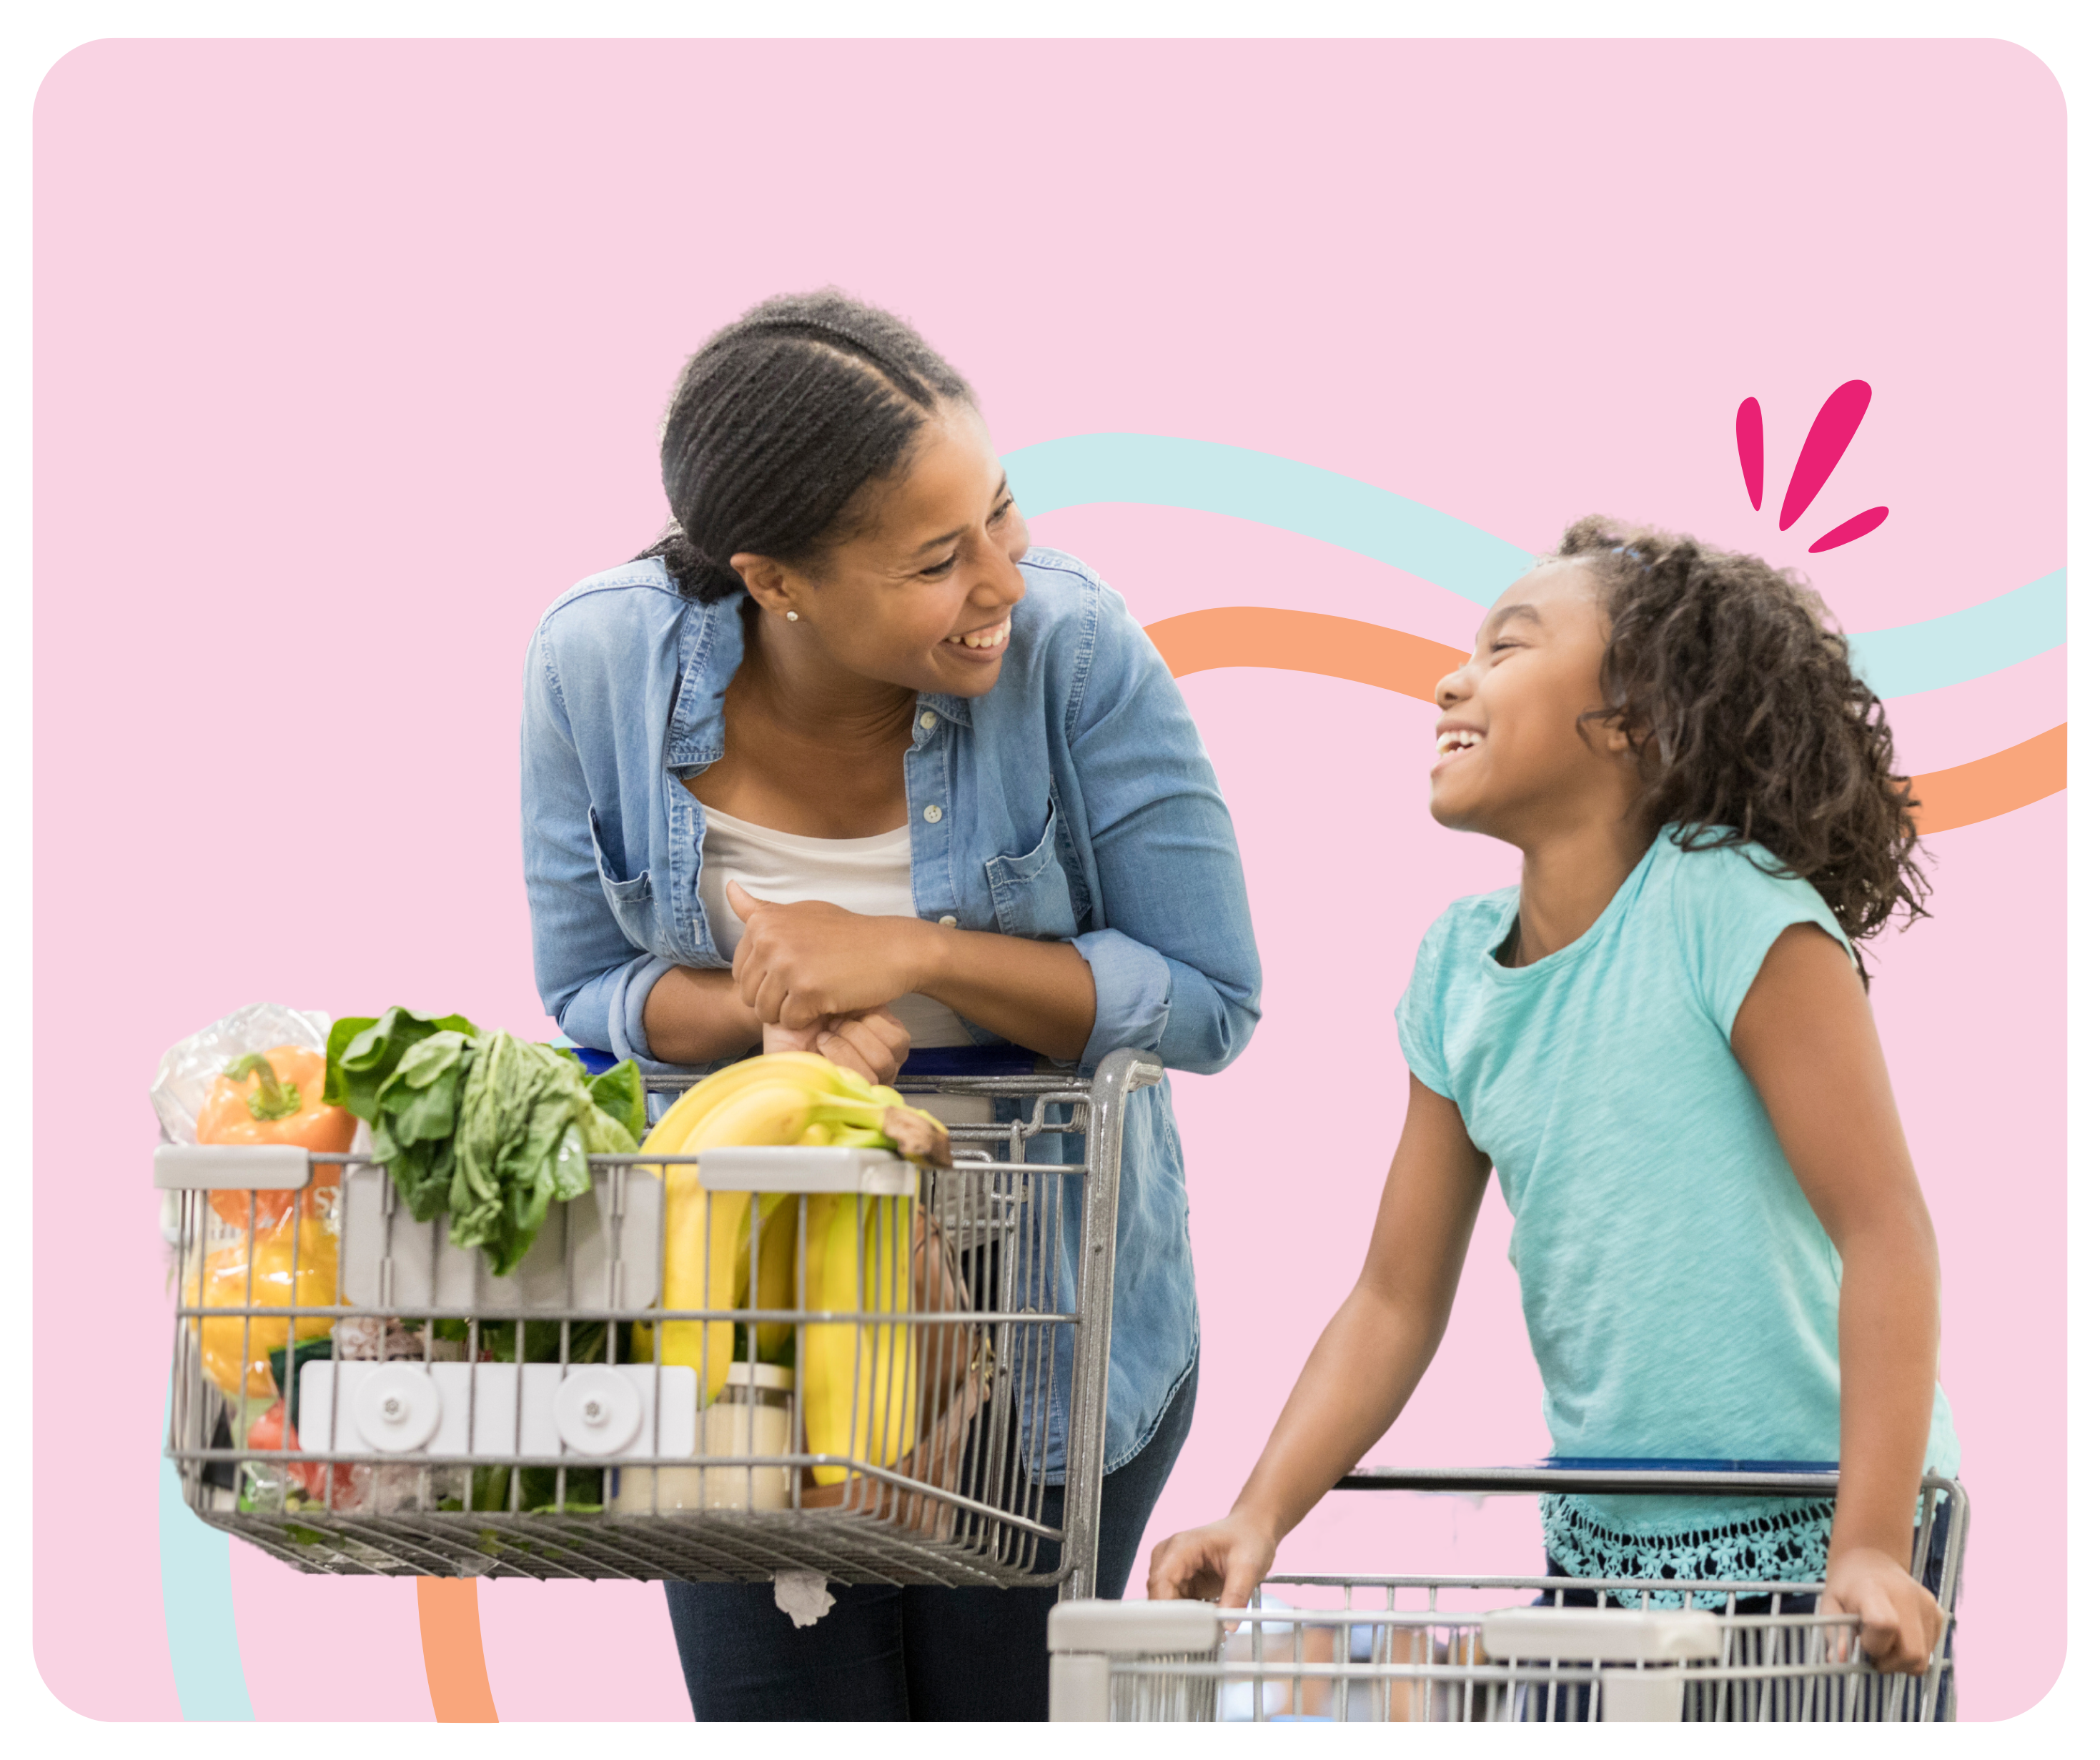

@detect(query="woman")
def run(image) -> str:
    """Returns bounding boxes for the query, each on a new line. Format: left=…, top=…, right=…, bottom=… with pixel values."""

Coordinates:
left=518, top=289, right=1261, bottom=1719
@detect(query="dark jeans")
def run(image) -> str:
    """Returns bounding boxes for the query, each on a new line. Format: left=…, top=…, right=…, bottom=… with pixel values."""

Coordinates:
left=663, top=1356, right=1199, bottom=1720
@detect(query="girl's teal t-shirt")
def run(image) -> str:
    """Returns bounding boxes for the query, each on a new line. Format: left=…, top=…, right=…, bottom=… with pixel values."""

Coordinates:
left=1397, top=829, right=1959, bottom=1574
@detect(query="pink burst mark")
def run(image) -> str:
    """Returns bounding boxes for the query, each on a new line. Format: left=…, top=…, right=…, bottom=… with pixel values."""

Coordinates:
left=1778, top=379, right=1873, bottom=530
left=1807, top=506, right=1890, bottom=553
left=1735, top=397, right=1765, bottom=510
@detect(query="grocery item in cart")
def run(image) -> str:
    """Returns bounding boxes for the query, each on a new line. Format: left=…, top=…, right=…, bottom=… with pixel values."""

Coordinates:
left=152, top=1004, right=355, bottom=1235
left=637, top=1050, right=951, bottom=1406
left=197, top=1046, right=356, bottom=1225
left=802, top=1190, right=917, bottom=1483
left=613, top=1362, right=798, bottom=1513
left=797, top=1185, right=991, bottom=1537
left=182, top=1209, right=340, bottom=1398
left=323, top=1007, right=646, bottom=1278
left=153, top=1004, right=335, bottom=1143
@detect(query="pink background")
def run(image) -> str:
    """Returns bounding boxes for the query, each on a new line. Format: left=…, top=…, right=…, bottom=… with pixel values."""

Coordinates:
left=34, top=39, right=2064, bottom=1719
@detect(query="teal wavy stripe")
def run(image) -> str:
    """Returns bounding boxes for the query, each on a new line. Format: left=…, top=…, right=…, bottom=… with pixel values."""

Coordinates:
left=1004, top=433, right=1535, bottom=605
left=159, top=1386, right=253, bottom=1719
left=1004, top=434, right=2066, bottom=697
left=1848, top=569, right=2066, bottom=698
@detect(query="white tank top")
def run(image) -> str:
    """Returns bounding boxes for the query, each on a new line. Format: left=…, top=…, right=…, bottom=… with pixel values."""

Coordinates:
left=695, top=805, right=975, bottom=1050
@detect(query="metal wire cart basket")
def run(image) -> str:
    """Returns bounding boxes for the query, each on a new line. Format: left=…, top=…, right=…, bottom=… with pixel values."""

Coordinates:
left=1049, top=1466, right=1968, bottom=1724
left=162, top=1048, right=1162, bottom=1596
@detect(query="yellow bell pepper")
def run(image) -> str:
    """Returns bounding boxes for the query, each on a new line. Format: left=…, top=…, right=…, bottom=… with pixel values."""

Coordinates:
left=183, top=1212, right=339, bottom=1398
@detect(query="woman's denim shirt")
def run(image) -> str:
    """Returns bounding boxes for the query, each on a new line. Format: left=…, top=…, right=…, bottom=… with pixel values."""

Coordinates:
left=519, top=547, right=1261, bottom=1476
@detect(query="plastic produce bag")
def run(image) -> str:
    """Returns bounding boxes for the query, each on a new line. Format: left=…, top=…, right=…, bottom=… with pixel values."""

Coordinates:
left=151, top=1003, right=332, bottom=1143
left=152, top=1005, right=367, bottom=1244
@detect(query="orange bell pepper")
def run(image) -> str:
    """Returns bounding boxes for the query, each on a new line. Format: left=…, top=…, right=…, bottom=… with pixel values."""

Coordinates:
left=197, top=1045, right=355, bottom=1226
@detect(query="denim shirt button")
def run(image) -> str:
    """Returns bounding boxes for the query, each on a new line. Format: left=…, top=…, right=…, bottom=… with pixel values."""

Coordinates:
left=918, top=710, right=938, bottom=730
left=938, top=915, right=957, bottom=928
left=922, top=803, right=943, bottom=823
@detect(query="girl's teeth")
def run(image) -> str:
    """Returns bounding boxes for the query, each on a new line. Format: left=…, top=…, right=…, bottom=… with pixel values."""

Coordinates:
left=948, top=620, right=1009, bottom=650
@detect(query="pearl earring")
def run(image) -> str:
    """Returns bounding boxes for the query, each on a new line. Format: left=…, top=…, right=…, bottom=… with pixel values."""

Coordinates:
left=785, top=610, right=799, bottom=622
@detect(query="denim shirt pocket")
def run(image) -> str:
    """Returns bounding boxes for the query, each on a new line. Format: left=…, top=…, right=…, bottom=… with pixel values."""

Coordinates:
left=985, top=799, right=1081, bottom=940
left=588, top=805, right=655, bottom=941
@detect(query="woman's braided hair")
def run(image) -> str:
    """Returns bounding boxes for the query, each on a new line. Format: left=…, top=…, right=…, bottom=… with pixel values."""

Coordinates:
left=640, top=289, right=975, bottom=602
left=1562, top=515, right=1930, bottom=945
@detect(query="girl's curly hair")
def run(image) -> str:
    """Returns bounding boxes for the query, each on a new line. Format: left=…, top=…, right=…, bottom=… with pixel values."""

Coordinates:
left=1560, top=515, right=1930, bottom=945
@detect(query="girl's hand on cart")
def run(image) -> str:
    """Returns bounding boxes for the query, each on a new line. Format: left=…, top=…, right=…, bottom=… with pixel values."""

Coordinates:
left=1146, top=1513, right=1277, bottom=1609
left=762, top=1008, right=911, bottom=1085
left=1818, top=1546, right=1945, bottom=1674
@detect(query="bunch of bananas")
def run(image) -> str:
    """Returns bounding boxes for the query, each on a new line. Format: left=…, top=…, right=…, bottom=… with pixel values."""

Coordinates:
left=637, top=1053, right=949, bottom=1486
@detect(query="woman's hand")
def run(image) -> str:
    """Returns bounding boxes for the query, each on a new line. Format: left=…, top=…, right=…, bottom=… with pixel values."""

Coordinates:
left=762, top=1008, right=911, bottom=1087
left=727, top=880, right=1101, bottom=1063
left=1147, top=1513, right=1277, bottom=1607
left=1819, top=1547, right=1945, bottom=1674
left=729, top=883, right=930, bottom=1029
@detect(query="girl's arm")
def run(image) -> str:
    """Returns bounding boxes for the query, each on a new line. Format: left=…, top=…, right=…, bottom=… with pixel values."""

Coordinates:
left=1732, top=923, right=1946, bottom=1676
left=1146, top=1075, right=1490, bottom=1605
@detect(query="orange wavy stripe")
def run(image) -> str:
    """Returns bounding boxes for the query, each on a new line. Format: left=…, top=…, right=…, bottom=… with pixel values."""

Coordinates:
left=1910, top=722, right=2066, bottom=835
left=416, top=1578, right=499, bottom=1722
left=1146, top=607, right=2066, bottom=834
left=1147, top=606, right=1465, bottom=702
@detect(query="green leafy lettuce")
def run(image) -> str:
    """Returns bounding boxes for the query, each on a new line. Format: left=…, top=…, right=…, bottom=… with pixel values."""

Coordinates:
left=324, top=1010, right=642, bottom=1279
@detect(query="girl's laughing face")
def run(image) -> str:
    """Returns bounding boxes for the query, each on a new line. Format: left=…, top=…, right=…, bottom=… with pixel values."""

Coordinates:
left=1429, top=561, right=1640, bottom=840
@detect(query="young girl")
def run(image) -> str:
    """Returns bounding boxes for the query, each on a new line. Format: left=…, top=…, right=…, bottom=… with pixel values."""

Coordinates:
left=1149, top=517, right=1958, bottom=1681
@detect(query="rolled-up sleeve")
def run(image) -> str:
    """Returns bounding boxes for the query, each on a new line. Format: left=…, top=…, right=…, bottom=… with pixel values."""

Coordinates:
left=1066, top=590, right=1262, bottom=1075
left=520, top=628, right=668, bottom=1062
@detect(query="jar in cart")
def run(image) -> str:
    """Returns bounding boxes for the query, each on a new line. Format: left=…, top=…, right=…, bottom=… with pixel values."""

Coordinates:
left=611, top=1362, right=794, bottom=1514
left=701, top=1363, right=794, bottom=1510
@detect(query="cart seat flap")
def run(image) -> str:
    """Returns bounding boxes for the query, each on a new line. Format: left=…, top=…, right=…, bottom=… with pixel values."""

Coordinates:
left=697, top=1146, right=915, bottom=1195
left=1049, top=1599, right=1223, bottom=1655
left=1481, top=1606, right=1725, bottom=1663
left=155, top=1143, right=311, bottom=1190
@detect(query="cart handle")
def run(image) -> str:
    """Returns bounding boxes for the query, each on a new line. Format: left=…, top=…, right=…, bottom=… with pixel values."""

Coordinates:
left=1334, top=1464, right=1961, bottom=1499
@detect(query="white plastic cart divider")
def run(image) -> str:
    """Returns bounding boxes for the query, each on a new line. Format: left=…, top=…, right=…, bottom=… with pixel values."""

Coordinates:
left=299, top=1361, right=698, bottom=1460
left=337, top=1163, right=665, bottom=1312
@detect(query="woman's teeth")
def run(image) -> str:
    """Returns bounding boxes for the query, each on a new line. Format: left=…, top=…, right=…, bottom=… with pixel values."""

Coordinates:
left=1437, top=730, right=1482, bottom=756
left=946, top=618, right=1010, bottom=651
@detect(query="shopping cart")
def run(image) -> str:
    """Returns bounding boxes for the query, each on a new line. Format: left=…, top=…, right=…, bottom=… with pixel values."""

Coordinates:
left=159, top=1047, right=1161, bottom=1596
left=1048, top=1466, right=1967, bottom=1722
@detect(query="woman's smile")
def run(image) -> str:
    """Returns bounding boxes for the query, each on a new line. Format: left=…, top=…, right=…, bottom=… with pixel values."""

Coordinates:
left=942, top=615, right=1011, bottom=661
